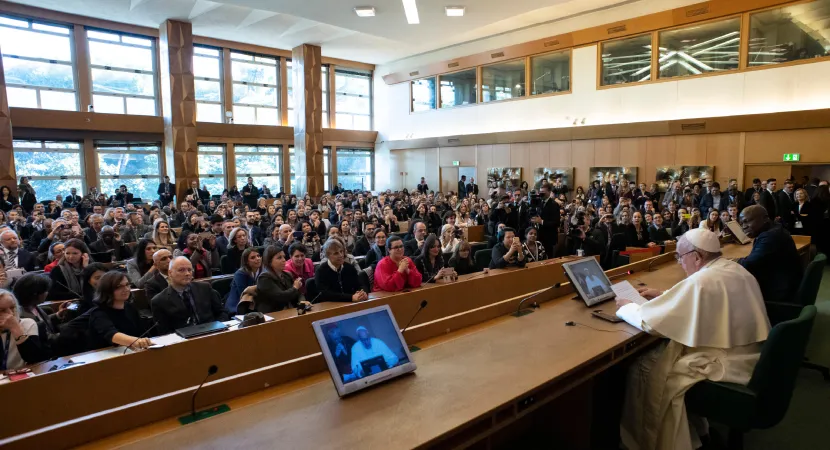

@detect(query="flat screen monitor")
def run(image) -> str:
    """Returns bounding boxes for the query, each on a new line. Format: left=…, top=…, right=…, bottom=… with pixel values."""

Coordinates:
left=312, top=305, right=417, bottom=397
left=562, top=257, right=615, bottom=307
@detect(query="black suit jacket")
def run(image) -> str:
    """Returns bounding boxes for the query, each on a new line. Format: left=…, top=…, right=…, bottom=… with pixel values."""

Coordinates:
left=777, top=190, right=795, bottom=227
left=157, top=183, right=175, bottom=204
left=63, top=194, right=82, bottom=208
left=538, top=197, right=560, bottom=247
left=458, top=181, right=467, bottom=197
left=404, top=238, right=423, bottom=257
left=759, top=190, right=778, bottom=219
left=143, top=272, right=169, bottom=306
left=737, top=224, right=802, bottom=304
left=466, top=183, right=479, bottom=196
left=150, top=283, right=228, bottom=334
left=699, top=193, right=729, bottom=217
left=7, top=247, right=37, bottom=271
left=241, top=184, right=259, bottom=208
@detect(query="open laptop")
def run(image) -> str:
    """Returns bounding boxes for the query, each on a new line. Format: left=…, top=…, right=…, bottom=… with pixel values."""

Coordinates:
left=562, top=257, right=618, bottom=307
left=726, top=220, right=751, bottom=245
left=312, top=305, right=417, bottom=397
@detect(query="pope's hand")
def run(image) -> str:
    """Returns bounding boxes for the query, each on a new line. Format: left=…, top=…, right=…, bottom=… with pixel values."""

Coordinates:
left=637, top=287, right=662, bottom=299
left=615, top=298, right=633, bottom=308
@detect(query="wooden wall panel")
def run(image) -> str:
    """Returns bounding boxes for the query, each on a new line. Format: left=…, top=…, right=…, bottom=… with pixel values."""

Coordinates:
left=744, top=164, right=792, bottom=189
left=491, top=144, right=511, bottom=167
left=476, top=144, right=493, bottom=189
left=571, top=140, right=595, bottom=190
left=674, top=135, right=707, bottom=166
left=593, top=139, right=620, bottom=167
left=646, top=136, right=677, bottom=185
left=510, top=143, right=530, bottom=179
left=439, top=146, right=476, bottom=167
left=549, top=141, right=573, bottom=167
left=744, top=129, right=830, bottom=164
left=706, top=133, right=742, bottom=186
left=619, top=137, right=648, bottom=184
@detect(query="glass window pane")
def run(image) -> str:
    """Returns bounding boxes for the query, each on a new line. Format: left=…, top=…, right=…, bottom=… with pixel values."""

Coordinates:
left=411, top=78, right=436, bottom=112
left=335, top=72, right=370, bottom=95
left=337, top=149, right=373, bottom=191
left=658, top=18, right=741, bottom=79
left=236, top=154, right=279, bottom=174
left=6, top=86, right=38, bottom=108
left=600, top=34, right=653, bottom=86
left=92, top=94, right=125, bottom=114
left=198, top=153, right=225, bottom=175
left=198, top=146, right=225, bottom=194
left=335, top=113, right=353, bottom=130
left=32, top=23, right=69, bottom=35
left=126, top=97, right=156, bottom=116
left=233, top=105, right=256, bottom=124
left=232, top=84, right=277, bottom=106
left=354, top=115, right=371, bottom=131
left=197, top=102, right=222, bottom=123
left=87, top=30, right=119, bottom=42
left=29, top=179, right=84, bottom=202
left=122, top=36, right=151, bottom=47
left=0, top=17, right=29, bottom=28
left=439, top=69, right=477, bottom=108
left=230, top=52, right=254, bottom=61
left=0, top=26, right=72, bottom=61
left=40, top=90, right=77, bottom=111
left=196, top=47, right=220, bottom=57
left=92, top=68, right=155, bottom=97
left=236, top=176, right=279, bottom=191
left=194, top=55, right=221, bottom=80
left=749, top=1, right=830, bottom=67
left=14, top=150, right=83, bottom=176
left=3, top=58, right=74, bottom=89
left=88, top=40, right=153, bottom=71
left=195, top=79, right=221, bottom=102
left=530, top=50, right=570, bottom=95
left=481, top=59, right=525, bottom=102
left=232, top=60, right=278, bottom=85
left=98, top=152, right=159, bottom=175
left=99, top=178, right=157, bottom=201
left=200, top=178, right=224, bottom=197
left=287, top=109, right=295, bottom=126
left=256, top=107, right=279, bottom=125
left=335, top=93, right=370, bottom=114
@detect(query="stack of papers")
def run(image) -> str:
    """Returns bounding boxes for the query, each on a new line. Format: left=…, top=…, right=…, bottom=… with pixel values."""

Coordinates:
left=611, top=280, right=648, bottom=305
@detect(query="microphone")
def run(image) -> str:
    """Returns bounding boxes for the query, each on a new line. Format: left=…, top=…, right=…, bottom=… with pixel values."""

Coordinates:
left=512, top=287, right=551, bottom=317
left=607, top=270, right=634, bottom=281
left=646, top=255, right=664, bottom=272
left=400, top=300, right=428, bottom=352
left=191, top=365, right=218, bottom=418
left=297, top=291, right=323, bottom=315
left=123, top=323, right=158, bottom=354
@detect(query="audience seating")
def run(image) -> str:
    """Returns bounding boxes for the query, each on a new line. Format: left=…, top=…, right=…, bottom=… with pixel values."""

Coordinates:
left=211, top=277, right=233, bottom=300
left=220, top=255, right=235, bottom=275
left=305, top=278, right=319, bottom=302
left=765, top=253, right=826, bottom=326
left=474, top=249, right=491, bottom=271
left=685, top=305, right=817, bottom=450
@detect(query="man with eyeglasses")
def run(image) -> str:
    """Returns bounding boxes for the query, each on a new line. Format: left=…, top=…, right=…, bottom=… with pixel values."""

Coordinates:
left=150, top=256, right=228, bottom=334
left=614, top=229, right=769, bottom=450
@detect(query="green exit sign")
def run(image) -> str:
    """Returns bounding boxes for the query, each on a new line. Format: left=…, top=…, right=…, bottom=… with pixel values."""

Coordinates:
left=452, top=160, right=460, bottom=166
left=783, top=153, right=801, bottom=162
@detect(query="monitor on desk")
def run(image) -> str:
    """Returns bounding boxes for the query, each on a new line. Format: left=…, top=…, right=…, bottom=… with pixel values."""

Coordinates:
left=562, top=257, right=615, bottom=307
left=312, top=305, right=417, bottom=397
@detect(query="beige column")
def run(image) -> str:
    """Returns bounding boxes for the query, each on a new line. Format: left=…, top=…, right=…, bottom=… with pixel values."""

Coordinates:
left=292, top=44, right=324, bottom=197
left=0, top=46, right=15, bottom=194
left=159, top=20, right=198, bottom=204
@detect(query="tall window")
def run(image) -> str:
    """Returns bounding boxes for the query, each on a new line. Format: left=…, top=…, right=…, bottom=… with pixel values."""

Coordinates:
left=287, top=61, right=330, bottom=127
left=600, top=34, right=653, bottom=86
left=194, top=46, right=223, bottom=123
left=290, top=147, right=330, bottom=193
left=96, top=141, right=161, bottom=201
left=287, top=60, right=294, bottom=126
left=234, top=145, right=281, bottom=192
left=335, top=69, right=372, bottom=130
left=197, top=144, right=226, bottom=196
left=749, top=0, right=830, bottom=67
left=658, top=18, right=741, bottom=79
left=13, top=140, right=84, bottom=201
left=336, top=148, right=373, bottom=191
left=322, top=65, right=329, bottom=128
left=87, top=29, right=157, bottom=116
left=231, top=51, right=279, bottom=125
left=0, top=16, right=76, bottom=111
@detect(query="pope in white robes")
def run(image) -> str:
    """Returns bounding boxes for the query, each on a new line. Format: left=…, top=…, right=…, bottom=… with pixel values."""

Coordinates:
left=615, top=228, right=770, bottom=450
left=350, top=325, right=399, bottom=377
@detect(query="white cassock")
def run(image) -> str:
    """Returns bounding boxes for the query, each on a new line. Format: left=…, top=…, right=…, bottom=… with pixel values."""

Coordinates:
left=350, top=338, right=399, bottom=376
left=616, top=257, right=770, bottom=450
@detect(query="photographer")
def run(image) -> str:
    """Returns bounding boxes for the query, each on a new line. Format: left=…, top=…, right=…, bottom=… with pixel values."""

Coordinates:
left=489, top=227, right=526, bottom=269
left=530, top=183, right=561, bottom=257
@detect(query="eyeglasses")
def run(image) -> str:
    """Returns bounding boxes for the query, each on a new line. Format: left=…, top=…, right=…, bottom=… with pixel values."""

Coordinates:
left=389, top=245, right=404, bottom=250
left=674, top=249, right=698, bottom=262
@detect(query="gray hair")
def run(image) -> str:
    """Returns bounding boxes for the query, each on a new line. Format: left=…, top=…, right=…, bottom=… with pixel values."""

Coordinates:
left=0, top=289, right=21, bottom=321
left=169, top=255, right=191, bottom=272
left=322, top=238, right=345, bottom=257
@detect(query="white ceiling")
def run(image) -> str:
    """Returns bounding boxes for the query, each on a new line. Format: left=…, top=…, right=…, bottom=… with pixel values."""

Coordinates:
left=9, top=0, right=632, bottom=64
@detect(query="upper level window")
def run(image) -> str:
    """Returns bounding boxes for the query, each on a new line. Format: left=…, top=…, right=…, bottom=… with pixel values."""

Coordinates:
left=13, top=140, right=84, bottom=201
left=658, top=17, right=741, bottom=79
left=335, top=69, right=372, bottom=130
left=88, top=29, right=157, bottom=115
left=411, top=77, right=436, bottom=112
left=749, top=0, right=830, bottom=67
left=439, top=69, right=476, bottom=108
left=600, top=34, right=653, bottom=86
left=0, top=15, right=76, bottom=111
left=530, top=50, right=570, bottom=95
left=481, top=59, right=525, bottom=103
left=231, top=51, right=279, bottom=125
left=194, top=46, right=223, bottom=123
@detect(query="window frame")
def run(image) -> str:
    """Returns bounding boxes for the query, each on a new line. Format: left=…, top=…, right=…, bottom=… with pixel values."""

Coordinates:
left=529, top=48, right=573, bottom=97
left=655, top=14, right=743, bottom=81
left=0, top=14, right=78, bottom=111
left=196, top=143, right=227, bottom=194
left=437, top=67, right=478, bottom=109
left=230, top=50, right=280, bottom=125
left=12, top=139, right=85, bottom=199
left=193, top=45, right=224, bottom=123
left=86, top=27, right=160, bottom=116
left=597, top=31, right=655, bottom=88
left=335, top=147, right=374, bottom=191
left=410, top=76, right=438, bottom=113
left=234, top=144, right=283, bottom=190
left=334, top=68, right=372, bottom=130
left=479, top=56, right=527, bottom=104
left=95, top=141, right=163, bottom=200
left=744, top=1, right=830, bottom=73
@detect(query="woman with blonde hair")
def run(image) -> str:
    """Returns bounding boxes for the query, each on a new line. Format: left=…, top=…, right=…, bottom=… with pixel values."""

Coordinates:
left=439, top=224, right=460, bottom=254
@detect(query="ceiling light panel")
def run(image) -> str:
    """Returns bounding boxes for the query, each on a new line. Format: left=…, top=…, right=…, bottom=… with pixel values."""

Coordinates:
left=354, top=6, right=375, bottom=17
left=402, top=0, right=420, bottom=24
left=445, top=6, right=465, bottom=17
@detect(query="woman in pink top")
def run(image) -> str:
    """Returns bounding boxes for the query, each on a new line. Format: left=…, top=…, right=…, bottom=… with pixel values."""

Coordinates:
left=283, top=242, right=315, bottom=294
left=373, top=235, right=422, bottom=292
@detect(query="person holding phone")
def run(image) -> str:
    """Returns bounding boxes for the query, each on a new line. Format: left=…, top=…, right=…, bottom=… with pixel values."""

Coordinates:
left=88, top=272, right=155, bottom=351
left=489, top=228, right=526, bottom=269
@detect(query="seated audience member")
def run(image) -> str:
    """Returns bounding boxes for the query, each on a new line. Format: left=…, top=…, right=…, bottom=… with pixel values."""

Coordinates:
left=14, top=273, right=62, bottom=343
left=625, top=211, right=654, bottom=248
left=284, top=243, right=315, bottom=294
left=43, top=241, right=65, bottom=273
left=225, top=227, right=250, bottom=273
left=315, top=239, right=368, bottom=303
left=240, top=246, right=308, bottom=314
left=448, top=241, right=477, bottom=275
left=0, top=229, right=36, bottom=271
left=737, top=205, right=803, bottom=304
left=144, top=249, right=173, bottom=301
left=363, top=229, right=388, bottom=270
left=719, top=210, right=734, bottom=238
left=320, top=236, right=363, bottom=274
left=699, top=209, right=723, bottom=234
left=0, top=289, right=49, bottom=369
left=404, top=221, right=427, bottom=256
left=147, top=218, right=177, bottom=251
left=174, top=230, right=211, bottom=279
left=125, top=239, right=157, bottom=288
left=88, top=272, right=154, bottom=351
left=84, top=214, right=105, bottom=244
left=48, top=239, right=90, bottom=300
left=489, top=228, right=526, bottom=269
left=79, top=263, right=109, bottom=314
left=226, top=248, right=262, bottom=312
left=439, top=224, right=460, bottom=254
left=373, top=235, right=422, bottom=292
left=353, top=222, right=377, bottom=256
left=414, top=234, right=455, bottom=283
left=648, top=213, right=675, bottom=246
left=522, top=227, right=547, bottom=262
left=150, top=256, right=228, bottom=334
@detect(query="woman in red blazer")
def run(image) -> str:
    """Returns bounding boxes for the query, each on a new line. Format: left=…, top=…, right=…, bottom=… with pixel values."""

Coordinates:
left=373, top=235, right=422, bottom=292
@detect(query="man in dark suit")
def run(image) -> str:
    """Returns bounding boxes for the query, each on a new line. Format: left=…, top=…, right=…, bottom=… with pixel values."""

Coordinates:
left=329, top=202, right=344, bottom=226
left=776, top=179, right=796, bottom=229
left=738, top=205, right=802, bottom=305
left=112, top=185, right=134, bottom=207
left=604, top=175, right=619, bottom=206
left=157, top=176, right=175, bottom=206
left=458, top=175, right=468, bottom=198
left=353, top=222, right=376, bottom=257
left=150, top=256, right=228, bottom=334
left=725, top=179, right=744, bottom=211
left=244, top=211, right=265, bottom=247
left=530, top=183, right=561, bottom=258
left=63, top=188, right=82, bottom=209
left=758, top=178, right=779, bottom=220
left=185, top=180, right=209, bottom=205
left=404, top=221, right=427, bottom=257
left=241, top=177, right=259, bottom=210
left=416, top=177, right=429, bottom=194
left=698, top=181, right=729, bottom=217
left=744, top=178, right=763, bottom=205
left=83, top=214, right=105, bottom=245
left=0, top=229, right=36, bottom=271
left=465, top=177, right=479, bottom=197
left=144, top=249, right=172, bottom=301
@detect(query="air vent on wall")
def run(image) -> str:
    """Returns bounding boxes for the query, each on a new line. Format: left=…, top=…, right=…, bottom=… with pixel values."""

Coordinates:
left=490, top=51, right=505, bottom=59
left=681, top=122, right=706, bottom=131
left=607, top=25, right=626, bottom=34
left=685, top=6, right=710, bottom=17
left=447, top=138, right=461, bottom=144
left=409, top=70, right=419, bottom=76
left=448, top=62, right=459, bottom=68
left=543, top=40, right=560, bottom=47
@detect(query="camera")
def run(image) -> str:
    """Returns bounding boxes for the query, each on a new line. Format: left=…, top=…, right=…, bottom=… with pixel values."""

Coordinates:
left=528, top=190, right=542, bottom=216
left=453, top=228, right=464, bottom=239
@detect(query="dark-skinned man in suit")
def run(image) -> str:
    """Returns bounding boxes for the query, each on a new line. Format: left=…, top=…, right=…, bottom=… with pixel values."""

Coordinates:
left=530, top=182, right=561, bottom=258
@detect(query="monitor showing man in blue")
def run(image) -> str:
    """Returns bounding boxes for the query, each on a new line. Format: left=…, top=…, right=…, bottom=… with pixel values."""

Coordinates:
left=322, top=312, right=410, bottom=384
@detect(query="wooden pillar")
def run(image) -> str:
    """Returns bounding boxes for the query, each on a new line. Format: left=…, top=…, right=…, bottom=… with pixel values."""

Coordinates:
left=292, top=44, right=324, bottom=198
left=159, top=20, right=198, bottom=204
left=0, top=45, right=15, bottom=194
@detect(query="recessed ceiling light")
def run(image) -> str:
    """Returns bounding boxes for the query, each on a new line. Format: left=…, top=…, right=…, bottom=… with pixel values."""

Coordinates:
left=354, top=6, right=376, bottom=17
left=402, top=0, right=420, bottom=24
left=445, top=6, right=465, bottom=17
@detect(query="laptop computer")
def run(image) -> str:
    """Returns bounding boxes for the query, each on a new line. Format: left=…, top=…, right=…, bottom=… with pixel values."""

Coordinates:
left=726, top=221, right=751, bottom=245
left=175, top=321, right=228, bottom=339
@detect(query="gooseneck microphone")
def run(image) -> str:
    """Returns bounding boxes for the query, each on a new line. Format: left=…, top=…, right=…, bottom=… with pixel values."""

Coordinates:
left=191, top=365, right=219, bottom=418
left=123, top=323, right=158, bottom=354
left=513, top=287, right=551, bottom=317
left=607, top=270, right=634, bottom=281
left=400, top=300, right=429, bottom=337
left=297, top=292, right=323, bottom=315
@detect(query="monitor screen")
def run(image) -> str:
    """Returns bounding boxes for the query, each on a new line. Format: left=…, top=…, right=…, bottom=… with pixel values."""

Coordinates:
left=562, top=257, right=615, bottom=307
left=312, top=305, right=417, bottom=396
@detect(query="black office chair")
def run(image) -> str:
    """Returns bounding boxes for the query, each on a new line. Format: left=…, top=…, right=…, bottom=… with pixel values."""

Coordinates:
left=470, top=241, right=487, bottom=255
left=219, top=255, right=235, bottom=275
left=358, top=270, right=372, bottom=293
left=210, top=277, right=233, bottom=299
left=765, top=253, right=826, bottom=326
left=474, top=249, right=491, bottom=271
left=305, top=278, right=319, bottom=302
left=685, top=305, right=817, bottom=450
